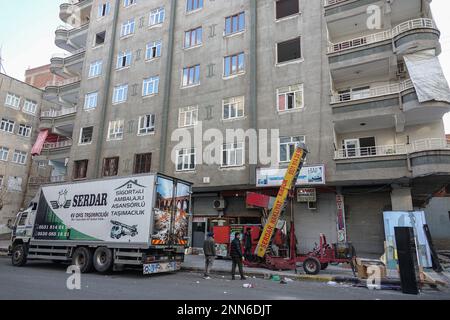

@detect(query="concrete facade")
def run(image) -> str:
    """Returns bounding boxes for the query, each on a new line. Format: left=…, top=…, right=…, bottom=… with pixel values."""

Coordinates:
left=26, top=0, right=450, bottom=254
left=0, top=73, right=48, bottom=224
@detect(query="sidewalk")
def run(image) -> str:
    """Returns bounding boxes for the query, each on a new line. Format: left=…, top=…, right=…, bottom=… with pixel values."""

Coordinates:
left=182, top=254, right=361, bottom=283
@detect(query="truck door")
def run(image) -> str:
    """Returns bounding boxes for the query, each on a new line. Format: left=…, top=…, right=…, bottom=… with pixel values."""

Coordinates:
left=173, top=181, right=191, bottom=246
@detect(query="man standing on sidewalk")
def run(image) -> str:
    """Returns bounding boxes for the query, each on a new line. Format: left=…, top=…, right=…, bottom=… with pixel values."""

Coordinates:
left=203, top=232, right=216, bottom=279
left=230, top=232, right=246, bottom=280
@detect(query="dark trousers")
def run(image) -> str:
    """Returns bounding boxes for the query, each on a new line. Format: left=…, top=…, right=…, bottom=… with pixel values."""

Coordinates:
left=231, top=257, right=245, bottom=279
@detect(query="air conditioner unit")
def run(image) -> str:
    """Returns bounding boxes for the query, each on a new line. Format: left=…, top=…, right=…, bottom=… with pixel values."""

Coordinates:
left=213, top=199, right=226, bottom=210
left=308, top=201, right=317, bottom=210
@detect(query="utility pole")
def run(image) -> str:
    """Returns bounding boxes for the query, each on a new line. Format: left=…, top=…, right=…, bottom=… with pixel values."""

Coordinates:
left=0, top=46, right=7, bottom=74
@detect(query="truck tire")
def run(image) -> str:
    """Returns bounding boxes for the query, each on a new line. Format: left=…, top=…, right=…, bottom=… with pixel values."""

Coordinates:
left=11, top=244, right=28, bottom=267
left=93, top=247, right=113, bottom=273
left=303, top=257, right=321, bottom=275
left=72, top=247, right=94, bottom=273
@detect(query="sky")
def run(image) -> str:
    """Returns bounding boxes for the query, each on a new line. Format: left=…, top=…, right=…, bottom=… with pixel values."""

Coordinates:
left=0, top=0, right=449, bottom=132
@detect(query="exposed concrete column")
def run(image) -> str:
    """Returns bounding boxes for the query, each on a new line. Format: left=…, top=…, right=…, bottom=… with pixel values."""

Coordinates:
left=390, top=184, right=413, bottom=211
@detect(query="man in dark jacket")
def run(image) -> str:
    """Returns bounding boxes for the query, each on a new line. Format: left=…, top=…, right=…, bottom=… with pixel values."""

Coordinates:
left=203, top=232, right=216, bottom=278
left=243, top=228, right=252, bottom=260
left=230, top=232, right=246, bottom=280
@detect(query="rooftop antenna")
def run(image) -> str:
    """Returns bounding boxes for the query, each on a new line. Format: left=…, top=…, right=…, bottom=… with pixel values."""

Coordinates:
left=0, top=46, right=6, bottom=74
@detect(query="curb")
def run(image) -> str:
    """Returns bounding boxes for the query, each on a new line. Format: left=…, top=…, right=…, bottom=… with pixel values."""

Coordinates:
left=181, top=266, right=355, bottom=283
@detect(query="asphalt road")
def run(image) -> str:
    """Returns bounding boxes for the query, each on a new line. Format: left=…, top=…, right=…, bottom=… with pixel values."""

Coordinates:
left=0, top=256, right=449, bottom=300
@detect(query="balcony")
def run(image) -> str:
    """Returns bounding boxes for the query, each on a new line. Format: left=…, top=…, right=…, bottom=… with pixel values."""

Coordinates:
left=29, top=175, right=68, bottom=186
left=55, top=23, right=89, bottom=52
left=59, top=0, right=93, bottom=26
left=44, top=76, right=81, bottom=105
left=328, top=18, right=439, bottom=55
left=40, top=107, right=77, bottom=136
left=335, top=138, right=450, bottom=160
left=50, top=48, right=86, bottom=77
left=43, top=140, right=73, bottom=150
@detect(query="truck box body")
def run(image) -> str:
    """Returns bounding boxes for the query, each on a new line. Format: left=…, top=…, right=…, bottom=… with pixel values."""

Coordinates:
left=10, top=173, right=192, bottom=275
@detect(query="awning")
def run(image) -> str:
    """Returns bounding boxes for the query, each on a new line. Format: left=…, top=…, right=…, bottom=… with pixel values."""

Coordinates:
left=404, top=49, right=450, bottom=103
left=31, top=129, right=49, bottom=156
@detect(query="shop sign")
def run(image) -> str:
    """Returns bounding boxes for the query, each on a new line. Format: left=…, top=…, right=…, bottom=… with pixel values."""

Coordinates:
left=256, top=165, right=325, bottom=187
left=297, top=188, right=316, bottom=203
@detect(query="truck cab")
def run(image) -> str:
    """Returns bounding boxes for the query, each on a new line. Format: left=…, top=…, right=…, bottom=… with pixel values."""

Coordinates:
left=9, top=203, right=37, bottom=262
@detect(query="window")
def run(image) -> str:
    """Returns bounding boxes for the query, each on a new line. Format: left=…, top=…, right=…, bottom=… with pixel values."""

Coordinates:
left=79, top=127, right=94, bottom=144
left=146, top=41, right=162, bottom=60
left=113, top=84, right=128, bottom=104
left=23, top=99, right=37, bottom=115
left=184, top=27, right=202, bottom=48
left=149, top=7, right=165, bottom=26
left=224, top=53, right=245, bottom=77
left=103, top=157, right=119, bottom=177
left=107, top=120, right=124, bottom=140
left=177, top=148, right=196, bottom=171
left=12, top=150, right=27, bottom=165
left=277, top=37, right=301, bottom=64
left=95, top=31, right=106, bottom=46
left=342, top=137, right=376, bottom=158
left=0, top=118, right=14, bottom=133
left=279, top=136, right=305, bottom=163
left=134, top=153, right=152, bottom=174
left=8, top=176, right=23, bottom=192
left=277, top=84, right=304, bottom=111
left=124, top=0, right=136, bottom=7
left=73, top=160, right=88, bottom=180
left=178, top=106, right=198, bottom=127
left=338, top=86, right=371, bottom=102
left=98, top=2, right=110, bottom=17
left=225, top=12, right=245, bottom=35
left=84, top=92, right=98, bottom=110
left=121, top=19, right=135, bottom=37
left=5, top=93, right=20, bottom=109
left=117, top=50, right=132, bottom=69
left=138, top=114, right=155, bottom=135
left=18, top=124, right=32, bottom=138
left=142, top=76, right=159, bottom=96
left=182, top=65, right=200, bottom=87
left=186, top=0, right=203, bottom=12
left=89, top=60, right=103, bottom=78
left=276, top=0, right=299, bottom=20
left=0, top=175, right=3, bottom=188
left=222, top=142, right=244, bottom=167
left=0, top=147, right=9, bottom=161
left=223, top=96, right=244, bottom=120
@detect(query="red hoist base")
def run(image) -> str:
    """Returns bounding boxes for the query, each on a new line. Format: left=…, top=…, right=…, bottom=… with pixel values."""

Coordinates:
left=244, top=224, right=356, bottom=275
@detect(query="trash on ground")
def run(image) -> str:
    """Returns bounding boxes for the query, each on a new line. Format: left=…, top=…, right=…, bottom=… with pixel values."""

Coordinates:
left=327, top=281, right=337, bottom=286
left=243, top=284, right=254, bottom=288
left=271, top=275, right=281, bottom=281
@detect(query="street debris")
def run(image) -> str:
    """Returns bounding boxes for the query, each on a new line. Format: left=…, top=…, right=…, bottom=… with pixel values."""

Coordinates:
left=327, top=281, right=337, bottom=286
left=243, top=284, right=254, bottom=288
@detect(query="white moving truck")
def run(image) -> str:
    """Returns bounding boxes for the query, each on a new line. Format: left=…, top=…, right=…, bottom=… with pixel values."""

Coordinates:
left=9, top=174, right=192, bottom=275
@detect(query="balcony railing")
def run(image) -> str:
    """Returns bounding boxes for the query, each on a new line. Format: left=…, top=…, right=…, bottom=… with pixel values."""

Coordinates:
left=331, top=79, right=414, bottom=104
left=335, top=139, right=450, bottom=159
left=45, top=76, right=80, bottom=88
left=29, top=175, right=67, bottom=185
left=43, top=140, right=73, bottom=150
left=41, top=107, right=77, bottom=118
left=324, top=0, right=348, bottom=6
left=328, top=18, right=437, bottom=54
left=52, top=47, right=86, bottom=60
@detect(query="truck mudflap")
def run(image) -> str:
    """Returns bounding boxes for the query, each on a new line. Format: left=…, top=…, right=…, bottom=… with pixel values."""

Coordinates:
left=143, top=261, right=181, bottom=275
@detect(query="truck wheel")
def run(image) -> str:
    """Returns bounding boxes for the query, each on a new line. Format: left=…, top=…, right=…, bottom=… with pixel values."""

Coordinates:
left=303, top=257, right=321, bottom=275
left=12, top=244, right=28, bottom=267
left=72, top=247, right=93, bottom=273
left=93, top=247, right=113, bottom=273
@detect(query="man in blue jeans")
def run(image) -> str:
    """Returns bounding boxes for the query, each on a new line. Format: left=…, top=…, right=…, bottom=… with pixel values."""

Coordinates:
left=230, top=232, right=246, bottom=280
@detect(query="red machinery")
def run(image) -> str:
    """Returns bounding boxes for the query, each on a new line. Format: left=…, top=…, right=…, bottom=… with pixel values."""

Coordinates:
left=213, top=225, right=261, bottom=258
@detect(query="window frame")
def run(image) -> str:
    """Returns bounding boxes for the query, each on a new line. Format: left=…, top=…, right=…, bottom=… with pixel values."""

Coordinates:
left=279, top=136, right=306, bottom=163
left=145, top=40, right=162, bottom=60
left=133, top=153, right=152, bottom=174
left=116, top=50, right=132, bottom=70
left=142, top=76, right=159, bottom=97
left=12, top=150, right=28, bottom=165
left=223, top=52, right=245, bottom=78
left=277, top=84, right=304, bottom=112
left=184, top=27, right=203, bottom=49
left=84, top=92, right=98, bottom=110
left=112, top=84, right=128, bottom=104
left=224, top=12, right=245, bottom=36
left=18, top=124, right=32, bottom=138
left=222, top=96, right=245, bottom=120
left=0, top=118, right=15, bottom=134
left=120, top=19, right=136, bottom=37
left=79, top=126, right=94, bottom=145
left=23, top=99, right=38, bottom=115
left=221, top=142, right=245, bottom=168
left=176, top=148, right=196, bottom=172
left=178, top=106, right=199, bottom=128
left=276, top=36, right=302, bottom=65
left=73, top=160, right=89, bottom=180
left=138, top=114, right=156, bottom=136
left=186, top=0, right=203, bottom=13
left=0, top=147, right=9, bottom=162
left=182, top=65, right=201, bottom=87
left=149, top=7, right=165, bottom=26
left=88, top=60, right=103, bottom=78
left=107, top=120, right=125, bottom=141
left=5, top=93, right=21, bottom=109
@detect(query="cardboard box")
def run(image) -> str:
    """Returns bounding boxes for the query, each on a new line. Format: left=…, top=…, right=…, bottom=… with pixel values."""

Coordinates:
left=355, top=258, right=387, bottom=280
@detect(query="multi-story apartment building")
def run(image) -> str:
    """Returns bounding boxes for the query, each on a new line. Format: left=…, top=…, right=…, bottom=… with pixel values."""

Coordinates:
left=30, top=0, right=450, bottom=254
left=0, top=73, right=48, bottom=225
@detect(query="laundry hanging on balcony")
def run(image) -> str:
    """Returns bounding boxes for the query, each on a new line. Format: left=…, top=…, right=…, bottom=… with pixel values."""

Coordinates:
left=31, top=129, right=49, bottom=156
left=403, top=49, right=450, bottom=103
